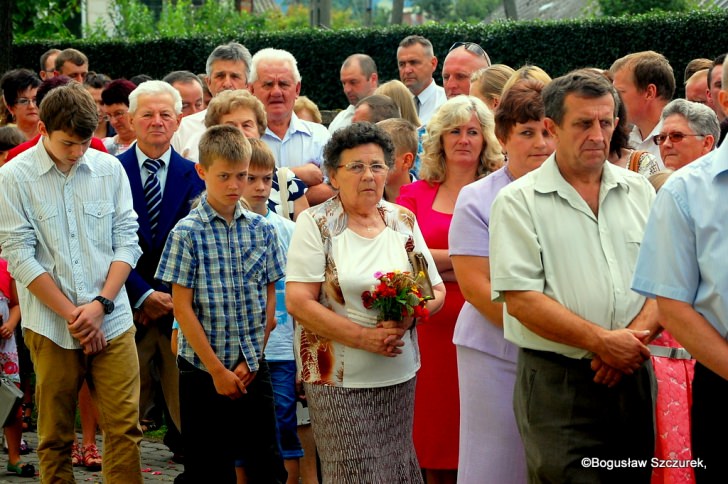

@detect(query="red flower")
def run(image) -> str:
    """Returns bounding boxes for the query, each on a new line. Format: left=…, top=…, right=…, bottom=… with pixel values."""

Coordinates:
left=362, top=291, right=375, bottom=309
left=362, top=270, right=432, bottom=323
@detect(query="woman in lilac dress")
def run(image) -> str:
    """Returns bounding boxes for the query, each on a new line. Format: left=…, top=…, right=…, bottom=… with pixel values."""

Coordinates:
left=449, top=80, right=555, bottom=484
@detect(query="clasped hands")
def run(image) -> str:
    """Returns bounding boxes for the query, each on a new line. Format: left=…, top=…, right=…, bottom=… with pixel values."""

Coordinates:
left=67, top=301, right=107, bottom=355
left=591, top=328, right=651, bottom=388
left=360, top=317, right=415, bottom=357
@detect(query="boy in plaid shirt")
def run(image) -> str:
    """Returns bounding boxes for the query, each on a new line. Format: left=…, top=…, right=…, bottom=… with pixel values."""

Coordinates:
left=156, top=125, right=287, bottom=483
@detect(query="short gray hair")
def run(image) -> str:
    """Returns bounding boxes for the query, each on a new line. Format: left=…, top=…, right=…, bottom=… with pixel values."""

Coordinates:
left=398, top=35, right=434, bottom=57
left=129, top=80, right=182, bottom=115
left=249, top=48, right=302, bottom=84
left=205, top=42, right=252, bottom=80
left=163, top=70, right=204, bottom=90
left=661, top=98, right=720, bottom=142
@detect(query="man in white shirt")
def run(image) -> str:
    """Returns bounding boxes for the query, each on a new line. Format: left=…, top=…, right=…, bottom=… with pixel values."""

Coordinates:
left=397, top=35, right=446, bottom=125
left=610, top=50, right=676, bottom=168
left=249, top=48, right=333, bottom=205
left=328, top=54, right=378, bottom=134
left=171, top=42, right=251, bottom=162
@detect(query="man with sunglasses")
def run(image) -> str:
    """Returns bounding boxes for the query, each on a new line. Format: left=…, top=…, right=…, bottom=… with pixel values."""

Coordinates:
left=610, top=51, right=676, bottom=169
left=632, top=57, right=728, bottom=484
left=397, top=35, right=446, bottom=125
left=442, top=42, right=491, bottom=99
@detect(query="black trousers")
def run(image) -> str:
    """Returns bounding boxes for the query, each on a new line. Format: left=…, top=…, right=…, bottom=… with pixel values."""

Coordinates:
left=692, top=362, right=728, bottom=484
left=515, top=349, right=655, bottom=484
left=178, top=357, right=287, bottom=484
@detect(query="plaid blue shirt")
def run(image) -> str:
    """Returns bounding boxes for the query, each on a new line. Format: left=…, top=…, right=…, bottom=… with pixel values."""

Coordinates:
left=155, top=194, right=285, bottom=372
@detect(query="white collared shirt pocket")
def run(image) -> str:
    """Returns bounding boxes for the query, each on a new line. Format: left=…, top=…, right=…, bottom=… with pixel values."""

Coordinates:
left=83, top=200, right=115, bottom=244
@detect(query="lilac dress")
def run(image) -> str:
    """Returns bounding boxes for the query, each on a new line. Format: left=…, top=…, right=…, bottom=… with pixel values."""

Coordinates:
left=448, top=166, right=526, bottom=484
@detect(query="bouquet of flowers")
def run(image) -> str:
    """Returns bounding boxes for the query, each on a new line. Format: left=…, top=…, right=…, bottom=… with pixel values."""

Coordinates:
left=361, top=270, right=432, bottom=323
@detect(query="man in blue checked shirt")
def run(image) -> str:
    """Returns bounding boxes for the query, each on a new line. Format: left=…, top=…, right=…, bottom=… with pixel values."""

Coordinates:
left=156, top=125, right=287, bottom=483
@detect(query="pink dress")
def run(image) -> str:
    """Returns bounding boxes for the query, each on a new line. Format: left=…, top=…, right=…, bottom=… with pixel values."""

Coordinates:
left=397, top=181, right=462, bottom=470
left=650, top=330, right=695, bottom=484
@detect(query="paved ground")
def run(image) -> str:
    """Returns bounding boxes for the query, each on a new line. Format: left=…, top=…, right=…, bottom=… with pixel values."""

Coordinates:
left=0, top=431, right=183, bottom=482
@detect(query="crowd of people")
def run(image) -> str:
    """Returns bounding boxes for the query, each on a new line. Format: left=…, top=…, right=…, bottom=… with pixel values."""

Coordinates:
left=0, top=36, right=726, bottom=484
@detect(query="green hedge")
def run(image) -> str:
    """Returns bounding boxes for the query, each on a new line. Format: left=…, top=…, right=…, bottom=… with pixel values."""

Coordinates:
left=11, top=10, right=728, bottom=110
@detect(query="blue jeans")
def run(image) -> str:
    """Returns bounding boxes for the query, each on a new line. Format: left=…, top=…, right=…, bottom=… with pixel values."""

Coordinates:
left=268, top=359, right=304, bottom=459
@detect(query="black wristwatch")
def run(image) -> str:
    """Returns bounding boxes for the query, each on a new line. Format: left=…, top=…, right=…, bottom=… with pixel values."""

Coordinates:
left=93, top=296, right=115, bottom=314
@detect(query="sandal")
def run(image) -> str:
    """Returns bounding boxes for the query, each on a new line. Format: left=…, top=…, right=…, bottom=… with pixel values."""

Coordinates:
left=7, top=460, right=35, bottom=477
left=19, top=439, right=32, bottom=455
left=82, top=444, right=102, bottom=471
left=71, top=442, right=83, bottom=467
left=140, top=419, right=159, bottom=433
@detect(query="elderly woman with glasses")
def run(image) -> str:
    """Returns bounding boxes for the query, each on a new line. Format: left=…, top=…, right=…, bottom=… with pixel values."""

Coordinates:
left=397, top=95, right=503, bottom=483
left=286, top=122, right=445, bottom=483
left=0, top=69, right=42, bottom=140
left=656, top=98, right=719, bottom=170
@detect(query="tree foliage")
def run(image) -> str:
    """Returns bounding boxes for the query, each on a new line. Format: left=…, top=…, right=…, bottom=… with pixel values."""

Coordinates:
left=414, top=0, right=453, bottom=22
left=12, top=0, right=81, bottom=41
left=453, top=0, right=500, bottom=22
left=86, top=0, right=322, bottom=40
left=414, top=0, right=499, bottom=23
left=597, top=0, right=691, bottom=16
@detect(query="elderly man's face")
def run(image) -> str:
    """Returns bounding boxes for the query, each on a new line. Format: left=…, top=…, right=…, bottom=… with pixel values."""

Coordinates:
left=172, top=81, right=204, bottom=118
left=547, top=93, right=615, bottom=173
left=397, top=43, right=437, bottom=96
left=442, top=48, right=488, bottom=99
left=207, top=60, right=248, bottom=96
left=129, top=92, right=181, bottom=151
left=658, top=113, right=714, bottom=170
left=249, top=60, right=301, bottom=124
left=340, top=62, right=377, bottom=106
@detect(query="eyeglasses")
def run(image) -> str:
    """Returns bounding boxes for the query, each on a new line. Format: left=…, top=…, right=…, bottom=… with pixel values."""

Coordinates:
left=15, top=97, right=37, bottom=107
left=337, top=162, right=389, bottom=175
left=449, top=42, right=491, bottom=65
left=653, top=132, right=705, bottom=145
left=106, top=110, right=128, bottom=121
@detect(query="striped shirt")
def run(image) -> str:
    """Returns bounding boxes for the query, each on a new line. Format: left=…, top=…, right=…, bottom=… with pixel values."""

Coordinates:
left=0, top=141, right=141, bottom=349
left=155, top=194, right=285, bottom=372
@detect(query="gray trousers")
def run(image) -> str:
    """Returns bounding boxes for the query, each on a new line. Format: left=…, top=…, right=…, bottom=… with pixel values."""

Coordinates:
left=515, top=348, right=654, bottom=484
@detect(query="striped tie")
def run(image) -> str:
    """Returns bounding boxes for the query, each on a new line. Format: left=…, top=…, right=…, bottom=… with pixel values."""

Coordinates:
left=143, top=158, right=163, bottom=237
left=414, top=95, right=421, bottom=115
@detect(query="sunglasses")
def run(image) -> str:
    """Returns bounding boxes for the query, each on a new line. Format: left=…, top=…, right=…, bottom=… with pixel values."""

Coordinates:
left=653, top=132, right=705, bottom=145
left=449, top=42, right=491, bottom=65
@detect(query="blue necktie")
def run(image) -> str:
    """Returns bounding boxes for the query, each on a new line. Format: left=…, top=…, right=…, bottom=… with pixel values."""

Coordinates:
left=143, top=158, right=163, bottom=237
